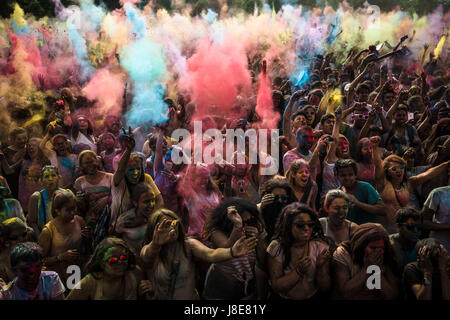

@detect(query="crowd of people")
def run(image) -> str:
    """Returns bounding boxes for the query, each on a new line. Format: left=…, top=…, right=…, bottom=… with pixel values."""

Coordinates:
left=0, top=3, right=449, bottom=301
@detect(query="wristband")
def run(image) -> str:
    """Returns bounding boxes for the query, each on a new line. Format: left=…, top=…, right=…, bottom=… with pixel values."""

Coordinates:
left=230, top=247, right=236, bottom=258
left=424, top=278, right=432, bottom=285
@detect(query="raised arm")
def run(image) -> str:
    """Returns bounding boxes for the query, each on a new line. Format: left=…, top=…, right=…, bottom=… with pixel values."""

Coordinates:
left=113, top=127, right=135, bottom=187
left=370, top=136, right=386, bottom=192
left=187, top=235, right=257, bottom=263
left=39, top=127, right=55, bottom=159
left=347, top=62, right=374, bottom=104
left=408, top=160, right=450, bottom=190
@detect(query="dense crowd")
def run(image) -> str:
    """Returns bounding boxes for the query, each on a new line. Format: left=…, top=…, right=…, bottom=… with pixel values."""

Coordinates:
left=0, top=2, right=449, bottom=301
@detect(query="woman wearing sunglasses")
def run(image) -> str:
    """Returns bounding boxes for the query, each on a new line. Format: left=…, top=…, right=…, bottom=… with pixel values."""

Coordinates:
left=371, top=136, right=450, bottom=234
left=140, top=208, right=258, bottom=300
left=67, top=237, right=151, bottom=300
left=267, top=203, right=332, bottom=300
left=202, top=198, right=267, bottom=300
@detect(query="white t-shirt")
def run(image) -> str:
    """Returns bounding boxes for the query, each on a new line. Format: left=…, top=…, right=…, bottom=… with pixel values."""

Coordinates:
left=321, top=161, right=340, bottom=196
left=424, top=185, right=450, bottom=253
left=0, top=271, right=65, bottom=300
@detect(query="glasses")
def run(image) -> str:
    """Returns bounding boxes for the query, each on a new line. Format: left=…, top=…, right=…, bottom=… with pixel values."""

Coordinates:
left=353, top=114, right=368, bottom=120
left=107, top=255, right=128, bottom=265
left=274, top=194, right=289, bottom=202
left=401, top=223, right=422, bottom=231
left=8, top=231, right=28, bottom=241
left=390, top=165, right=405, bottom=171
left=294, top=221, right=315, bottom=230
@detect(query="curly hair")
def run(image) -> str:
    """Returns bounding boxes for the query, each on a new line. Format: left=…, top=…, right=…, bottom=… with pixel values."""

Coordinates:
left=202, top=197, right=261, bottom=241
left=260, top=175, right=293, bottom=199
left=272, top=202, right=328, bottom=269
left=85, top=237, right=136, bottom=279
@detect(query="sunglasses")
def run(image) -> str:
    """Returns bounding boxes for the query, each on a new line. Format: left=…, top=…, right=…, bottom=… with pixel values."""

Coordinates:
left=401, top=223, right=423, bottom=231
left=8, top=231, right=28, bottom=241
left=107, top=255, right=128, bottom=265
left=274, top=194, right=290, bottom=202
left=294, top=221, right=315, bottom=229
left=353, top=114, right=368, bottom=120
left=390, top=165, right=405, bottom=171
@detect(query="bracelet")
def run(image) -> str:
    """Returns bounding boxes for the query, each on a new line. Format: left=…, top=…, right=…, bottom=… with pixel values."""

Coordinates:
left=230, top=247, right=236, bottom=258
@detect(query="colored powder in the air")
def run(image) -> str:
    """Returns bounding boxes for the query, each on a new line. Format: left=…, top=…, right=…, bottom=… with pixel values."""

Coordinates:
left=203, top=9, right=218, bottom=24
left=82, top=68, right=124, bottom=117
left=180, top=37, right=252, bottom=123
left=434, top=35, right=447, bottom=59
left=125, top=2, right=147, bottom=39
left=120, top=38, right=168, bottom=126
left=67, top=23, right=94, bottom=82
left=255, top=69, right=280, bottom=129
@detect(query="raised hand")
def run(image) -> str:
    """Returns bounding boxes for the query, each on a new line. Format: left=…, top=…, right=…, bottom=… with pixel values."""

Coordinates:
left=227, top=206, right=243, bottom=228
left=417, top=246, right=434, bottom=274
left=260, top=193, right=276, bottom=209
left=152, top=219, right=176, bottom=246
left=369, top=135, right=381, bottom=147
left=122, top=126, right=135, bottom=150
left=231, top=235, right=258, bottom=257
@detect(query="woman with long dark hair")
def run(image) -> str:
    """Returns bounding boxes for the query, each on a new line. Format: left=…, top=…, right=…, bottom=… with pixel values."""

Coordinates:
left=202, top=198, right=267, bottom=300
left=267, top=202, right=331, bottom=300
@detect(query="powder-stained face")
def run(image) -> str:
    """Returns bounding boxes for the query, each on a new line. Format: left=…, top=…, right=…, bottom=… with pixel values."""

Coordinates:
left=103, top=246, right=128, bottom=278
left=336, top=138, right=350, bottom=158
left=326, top=198, right=349, bottom=226
left=80, top=154, right=98, bottom=175
left=360, top=140, right=373, bottom=159
left=337, top=167, right=356, bottom=189
left=293, top=115, right=307, bottom=132
left=387, top=161, right=405, bottom=182
left=14, top=133, right=28, bottom=149
left=41, top=169, right=60, bottom=190
left=136, top=191, right=155, bottom=216
left=101, top=135, right=115, bottom=150
left=364, top=239, right=385, bottom=257
left=126, top=159, right=142, bottom=185
left=322, top=118, right=335, bottom=135
left=304, top=107, right=316, bottom=125
left=395, top=110, right=408, bottom=125
left=15, top=260, right=42, bottom=292
left=296, top=127, right=314, bottom=150
left=294, top=165, right=310, bottom=188
left=58, top=199, right=76, bottom=222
